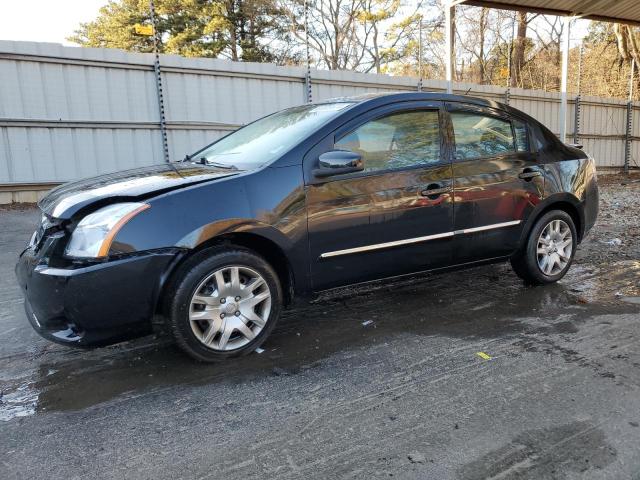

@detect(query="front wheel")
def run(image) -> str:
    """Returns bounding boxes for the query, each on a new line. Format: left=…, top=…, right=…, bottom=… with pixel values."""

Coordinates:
left=511, top=210, right=577, bottom=285
left=166, top=247, right=282, bottom=362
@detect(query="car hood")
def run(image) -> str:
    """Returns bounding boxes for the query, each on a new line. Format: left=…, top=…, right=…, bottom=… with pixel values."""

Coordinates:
left=39, top=163, right=242, bottom=219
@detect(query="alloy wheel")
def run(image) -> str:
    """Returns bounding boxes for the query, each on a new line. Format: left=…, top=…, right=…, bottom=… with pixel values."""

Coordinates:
left=536, top=219, right=573, bottom=276
left=188, top=265, right=272, bottom=351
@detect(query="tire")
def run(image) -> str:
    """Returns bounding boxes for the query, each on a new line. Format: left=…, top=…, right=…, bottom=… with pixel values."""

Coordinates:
left=165, top=246, right=283, bottom=362
left=510, top=210, right=577, bottom=285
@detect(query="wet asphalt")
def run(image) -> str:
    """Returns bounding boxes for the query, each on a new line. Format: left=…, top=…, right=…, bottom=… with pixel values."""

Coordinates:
left=1, top=178, right=640, bottom=479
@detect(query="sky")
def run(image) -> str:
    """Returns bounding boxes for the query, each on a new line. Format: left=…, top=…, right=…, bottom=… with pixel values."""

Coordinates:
left=0, top=0, right=106, bottom=45
left=0, top=0, right=591, bottom=48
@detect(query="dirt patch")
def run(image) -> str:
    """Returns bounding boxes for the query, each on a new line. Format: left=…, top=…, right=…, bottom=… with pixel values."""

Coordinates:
left=570, top=180, right=640, bottom=300
left=596, top=171, right=640, bottom=186
left=0, top=202, right=37, bottom=211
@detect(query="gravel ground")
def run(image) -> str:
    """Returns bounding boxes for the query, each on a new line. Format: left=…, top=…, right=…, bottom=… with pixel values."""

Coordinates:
left=1, top=176, right=639, bottom=479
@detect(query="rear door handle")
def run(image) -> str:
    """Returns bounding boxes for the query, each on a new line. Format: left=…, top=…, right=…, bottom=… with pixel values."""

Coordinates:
left=420, top=184, right=452, bottom=197
left=518, top=170, right=541, bottom=180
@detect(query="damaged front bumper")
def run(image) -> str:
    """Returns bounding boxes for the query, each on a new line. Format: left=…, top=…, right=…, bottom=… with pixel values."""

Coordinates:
left=15, top=244, right=181, bottom=347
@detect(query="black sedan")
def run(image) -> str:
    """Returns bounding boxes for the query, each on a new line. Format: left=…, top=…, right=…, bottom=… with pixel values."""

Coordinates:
left=16, top=92, right=599, bottom=361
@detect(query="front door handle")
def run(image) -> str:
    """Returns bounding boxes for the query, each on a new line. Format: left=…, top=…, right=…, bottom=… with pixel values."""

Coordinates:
left=420, top=184, right=452, bottom=198
left=518, top=169, right=541, bottom=180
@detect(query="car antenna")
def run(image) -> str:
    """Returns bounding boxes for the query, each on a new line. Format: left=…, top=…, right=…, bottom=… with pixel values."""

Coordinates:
left=464, top=87, right=471, bottom=96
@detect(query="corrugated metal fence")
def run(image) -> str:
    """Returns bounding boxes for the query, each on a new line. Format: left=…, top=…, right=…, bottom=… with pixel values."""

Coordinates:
left=0, top=40, right=638, bottom=202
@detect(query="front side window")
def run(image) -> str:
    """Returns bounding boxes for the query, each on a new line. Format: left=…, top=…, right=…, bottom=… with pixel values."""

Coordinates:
left=451, top=112, right=515, bottom=160
left=335, top=110, right=441, bottom=173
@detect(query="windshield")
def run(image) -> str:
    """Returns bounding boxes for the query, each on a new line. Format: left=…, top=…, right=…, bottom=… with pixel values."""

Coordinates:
left=195, top=102, right=354, bottom=169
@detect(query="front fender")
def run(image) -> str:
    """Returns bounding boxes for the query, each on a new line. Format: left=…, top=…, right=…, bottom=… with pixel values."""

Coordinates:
left=108, top=173, right=255, bottom=254
left=106, top=165, right=311, bottom=293
left=110, top=166, right=306, bottom=253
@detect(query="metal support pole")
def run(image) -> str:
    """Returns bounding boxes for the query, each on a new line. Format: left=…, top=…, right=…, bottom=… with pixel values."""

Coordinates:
left=150, top=0, right=170, bottom=163
left=445, top=2, right=454, bottom=94
left=559, top=16, right=571, bottom=143
left=573, top=42, right=583, bottom=144
left=624, top=58, right=635, bottom=174
left=418, top=16, right=423, bottom=92
left=304, top=0, right=312, bottom=103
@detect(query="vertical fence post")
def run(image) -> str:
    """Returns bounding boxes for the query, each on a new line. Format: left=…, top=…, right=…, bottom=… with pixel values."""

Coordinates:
left=573, top=96, right=581, bottom=145
left=303, top=0, right=312, bottom=103
left=625, top=102, right=632, bottom=174
left=573, top=42, right=583, bottom=144
left=624, top=58, right=635, bottom=174
left=150, top=0, right=170, bottom=163
left=304, top=71, right=312, bottom=104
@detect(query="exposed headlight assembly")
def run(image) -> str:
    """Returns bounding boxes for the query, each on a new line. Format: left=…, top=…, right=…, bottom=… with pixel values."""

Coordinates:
left=65, top=202, right=150, bottom=258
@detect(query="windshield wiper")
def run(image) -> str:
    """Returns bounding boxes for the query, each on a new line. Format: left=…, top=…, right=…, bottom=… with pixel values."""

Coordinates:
left=200, top=158, right=239, bottom=170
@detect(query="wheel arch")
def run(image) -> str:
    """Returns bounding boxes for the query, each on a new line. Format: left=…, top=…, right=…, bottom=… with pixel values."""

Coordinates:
left=155, top=225, right=296, bottom=318
left=193, top=231, right=295, bottom=306
left=518, top=194, right=585, bottom=251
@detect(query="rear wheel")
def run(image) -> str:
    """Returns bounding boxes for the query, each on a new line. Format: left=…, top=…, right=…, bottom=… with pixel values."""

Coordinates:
left=166, top=247, right=282, bottom=362
left=510, top=210, right=577, bottom=285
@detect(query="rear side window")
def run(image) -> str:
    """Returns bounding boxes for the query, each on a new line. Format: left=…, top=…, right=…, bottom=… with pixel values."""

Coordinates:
left=451, top=112, right=515, bottom=160
left=336, top=110, right=441, bottom=172
left=513, top=119, right=530, bottom=152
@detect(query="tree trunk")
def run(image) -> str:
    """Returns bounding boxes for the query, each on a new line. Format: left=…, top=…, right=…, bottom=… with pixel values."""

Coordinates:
left=332, top=2, right=340, bottom=69
left=373, top=23, right=380, bottom=74
left=451, top=6, right=457, bottom=81
left=511, top=12, right=527, bottom=87
left=614, top=24, right=640, bottom=98
left=478, top=8, right=487, bottom=83
left=229, top=0, right=239, bottom=61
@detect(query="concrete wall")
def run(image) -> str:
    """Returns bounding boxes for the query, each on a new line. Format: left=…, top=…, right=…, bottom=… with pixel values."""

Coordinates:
left=0, top=40, right=638, bottom=202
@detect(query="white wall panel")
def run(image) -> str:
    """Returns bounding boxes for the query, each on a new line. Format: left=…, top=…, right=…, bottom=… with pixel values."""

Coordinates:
left=0, top=40, right=633, bottom=186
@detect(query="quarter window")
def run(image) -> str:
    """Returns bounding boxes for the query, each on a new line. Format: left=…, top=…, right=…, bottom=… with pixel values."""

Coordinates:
left=451, top=112, right=515, bottom=160
left=335, top=110, right=440, bottom=172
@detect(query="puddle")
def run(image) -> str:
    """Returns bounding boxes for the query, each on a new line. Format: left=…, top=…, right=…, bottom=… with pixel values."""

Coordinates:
left=0, top=382, right=38, bottom=421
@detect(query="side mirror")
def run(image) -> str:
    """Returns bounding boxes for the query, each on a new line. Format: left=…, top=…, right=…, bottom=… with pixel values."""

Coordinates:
left=313, top=150, right=364, bottom=178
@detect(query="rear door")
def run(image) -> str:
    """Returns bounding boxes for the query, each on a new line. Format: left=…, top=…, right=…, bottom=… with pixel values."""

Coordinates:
left=305, top=101, right=454, bottom=290
left=446, top=103, right=544, bottom=263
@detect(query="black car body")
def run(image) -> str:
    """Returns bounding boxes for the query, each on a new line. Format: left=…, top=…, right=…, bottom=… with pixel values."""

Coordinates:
left=16, top=92, right=598, bottom=359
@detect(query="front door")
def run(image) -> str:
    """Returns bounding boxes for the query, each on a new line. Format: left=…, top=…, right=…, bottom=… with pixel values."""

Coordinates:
left=446, top=103, right=544, bottom=263
left=306, top=102, right=454, bottom=291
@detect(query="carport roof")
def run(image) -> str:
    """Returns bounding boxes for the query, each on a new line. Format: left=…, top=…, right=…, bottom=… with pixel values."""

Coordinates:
left=459, top=0, right=640, bottom=26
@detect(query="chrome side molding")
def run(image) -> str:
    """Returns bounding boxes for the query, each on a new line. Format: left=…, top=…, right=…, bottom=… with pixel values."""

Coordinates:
left=319, top=220, right=521, bottom=259
left=453, top=220, right=521, bottom=235
left=320, top=232, right=455, bottom=258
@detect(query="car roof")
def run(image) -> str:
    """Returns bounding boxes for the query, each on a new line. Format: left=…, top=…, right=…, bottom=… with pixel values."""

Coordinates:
left=319, top=91, right=497, bottom=107
left=317, top=91, right=533, bottom=122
